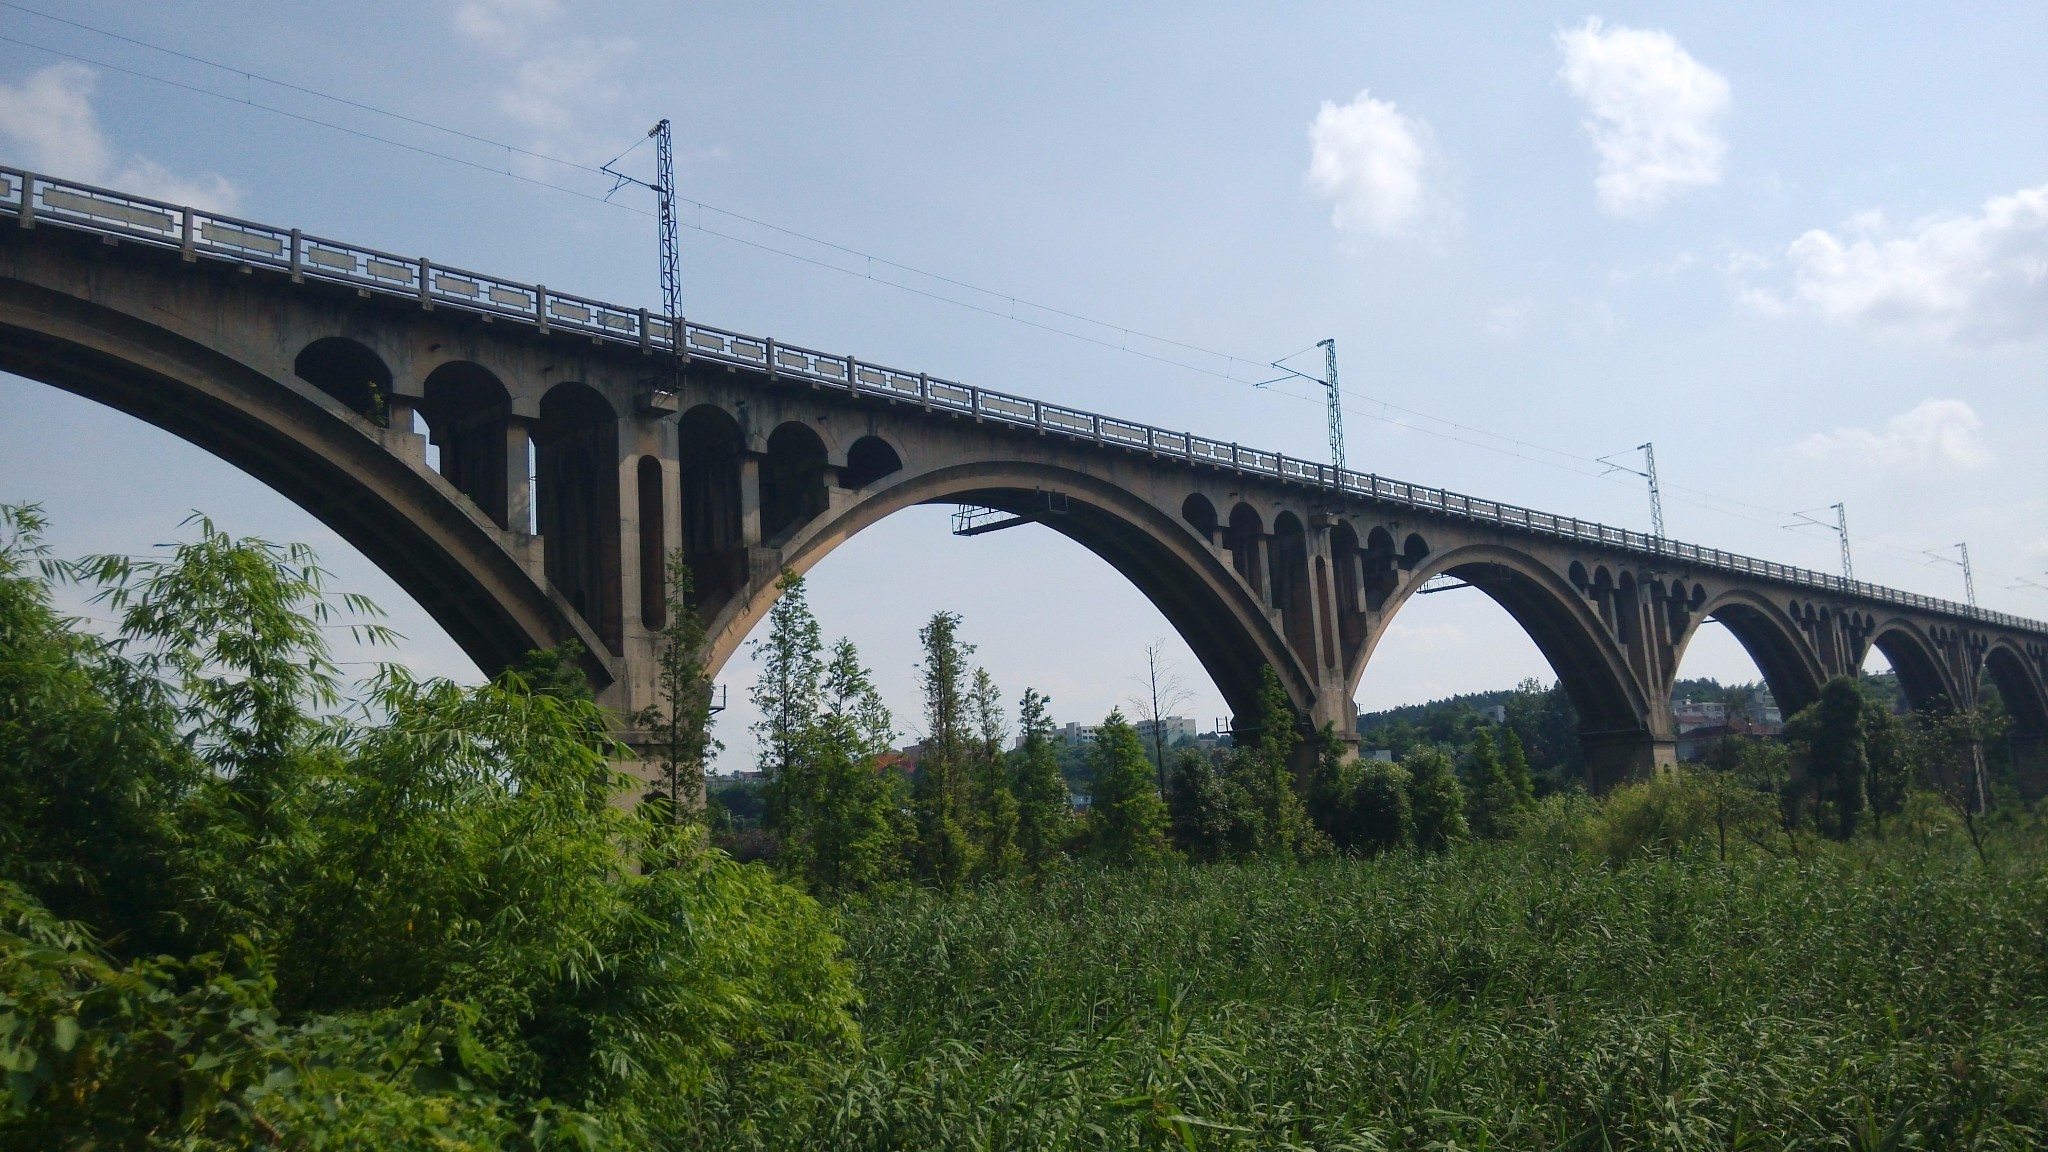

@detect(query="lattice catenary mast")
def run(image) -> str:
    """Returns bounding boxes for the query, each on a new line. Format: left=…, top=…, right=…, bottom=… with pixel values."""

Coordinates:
left=1318, top=338, right=1344, bottom=471
left=1639, top=441, right=1664, bottom=541
left=1834, top=503, right=1854, bottom=581
left=603, top=119, right=681, bottom=325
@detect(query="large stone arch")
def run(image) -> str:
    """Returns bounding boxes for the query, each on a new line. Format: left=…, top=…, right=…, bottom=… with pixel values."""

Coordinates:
left=0, top=263, right=608, bottom=684
left=1984, top=639, right=2048, bottom=800
left=1983, top=639, right=2048, bottom=731
left=700, top=458, right=1312, bottom=724
left=1867, top=617, right=1957, bottom=712
left=1681, top=588, right=1827, bottom=718
left=1351, top=542, right=1659, bottom=788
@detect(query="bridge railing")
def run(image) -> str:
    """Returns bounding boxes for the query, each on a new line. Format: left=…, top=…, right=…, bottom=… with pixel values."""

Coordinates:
left=4, top=168, right=2040, bottom=635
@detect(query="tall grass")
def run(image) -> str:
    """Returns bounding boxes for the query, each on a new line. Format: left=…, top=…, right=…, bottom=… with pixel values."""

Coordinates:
left=688, top=833, right=2048, bottom=1149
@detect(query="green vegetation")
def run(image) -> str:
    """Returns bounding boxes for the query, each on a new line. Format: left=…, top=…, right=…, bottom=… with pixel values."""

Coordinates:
left=700, top=836, right=2048, bottom=1149
left=0, top=507, right=855, bottom=1148
left=10, top=506, right=2048, bottom=1149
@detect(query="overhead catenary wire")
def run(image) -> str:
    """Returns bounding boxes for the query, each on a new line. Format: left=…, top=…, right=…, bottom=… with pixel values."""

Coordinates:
left=0, top=10, right=2035, bottom=602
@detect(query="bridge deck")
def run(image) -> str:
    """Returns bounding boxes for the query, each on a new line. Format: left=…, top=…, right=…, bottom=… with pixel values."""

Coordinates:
left=3, top=167, right=2035, bottom=635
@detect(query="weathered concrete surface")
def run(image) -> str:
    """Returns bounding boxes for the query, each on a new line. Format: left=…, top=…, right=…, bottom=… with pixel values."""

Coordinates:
left=5, top=220, right=2045, bottom=790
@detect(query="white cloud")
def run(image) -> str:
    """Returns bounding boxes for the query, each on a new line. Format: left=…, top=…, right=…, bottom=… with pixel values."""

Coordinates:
left=1557, top=17, right=1729, bottom=217
left=452, top=0, right=631, bottom=160
left=1306, top=90, right=1434, bottom=237
left=1762, top=184, right=2048, bottom=344
left=453, top=0, right=560, bottom=51
left=0, top=63, right=237, bottom=210
left=1793, top=399, right=1991, bottom=471
left=1484, top=300, right=1533, bottom=340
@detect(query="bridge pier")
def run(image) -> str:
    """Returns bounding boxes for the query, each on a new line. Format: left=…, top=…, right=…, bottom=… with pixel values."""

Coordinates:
left=1580, top=730, right=1677, bottom=794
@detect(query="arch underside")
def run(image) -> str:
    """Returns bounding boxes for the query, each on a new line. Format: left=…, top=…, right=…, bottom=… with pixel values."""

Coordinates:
left=0, top=279, right=602, bottom=684
left=1697, top=597, right=1824, bottom=718
left=1433, top=557, right=1646, bottom=737
left=1983, top=644, right=2048, bottom=732
left=1870, top=623, right=1954, bottom=712
left=702, top=463, right=1307, bottom=724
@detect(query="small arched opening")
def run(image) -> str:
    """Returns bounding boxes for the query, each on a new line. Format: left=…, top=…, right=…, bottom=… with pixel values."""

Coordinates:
left=1401, top=532, right=1430, bottom=571
left=1362, top=526, right=1397, bottom=610
left=535, top=383, right=621, bottom=652
left=761, top=422, right=829, bottom=545
left=677, top=404, right=745, bottom=609
left=294, top=337, right=392, bottom=426
left=841, top=435, right=903, bottom=489
left=1181, top=493, right=1218, bottom=544
left=418, top=361, right=511, bottom=527
left=637, top=455, right=666, bottom=630
left=1225, top=503, right=1264, bottom=599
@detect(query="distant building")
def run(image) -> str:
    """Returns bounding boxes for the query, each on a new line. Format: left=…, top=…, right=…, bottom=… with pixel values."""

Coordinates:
left=1056, top=722, right=1100, bottom=747
left=1135, top=716, right=1198, bottom=746
left=1478, top=704, right=1507, bottom=724
left=1672, top=699, right=1729, bottom=733
left=1362, top=748, right=1394, bottom=762
left=1739, top=687, right=1782, bottom=727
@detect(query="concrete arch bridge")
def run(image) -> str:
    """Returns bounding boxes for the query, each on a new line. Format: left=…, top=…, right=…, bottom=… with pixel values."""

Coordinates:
left=4, top=171, right=2044, bottom=790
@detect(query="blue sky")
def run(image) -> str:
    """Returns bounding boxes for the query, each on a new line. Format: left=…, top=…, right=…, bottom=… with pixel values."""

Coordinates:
left=2, top=2, right=2044, bottom=765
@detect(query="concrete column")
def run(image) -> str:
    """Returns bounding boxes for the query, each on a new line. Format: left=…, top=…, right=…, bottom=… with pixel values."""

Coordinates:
left=504, top=417, right=533, bottom=535
left=1304, top=530, right=1337, bottom=675
left=739, top=453, right=763, bottom=548
left=616, top=447, right=644, bottom=649
left=1581, top=730, right=1675, bottom=793
left=379, top=397, right=428, bottom=468
left=1256, top=535, right=1274, bottom=608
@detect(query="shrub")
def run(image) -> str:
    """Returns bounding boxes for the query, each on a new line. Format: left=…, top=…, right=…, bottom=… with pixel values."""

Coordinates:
left=1583, top=776, right=1713, bottom=864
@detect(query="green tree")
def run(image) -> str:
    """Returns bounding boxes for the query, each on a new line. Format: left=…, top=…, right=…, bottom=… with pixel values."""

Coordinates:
left=969, top=667, right=1021, bottom=880
left=1464, top=729, right=1525, bottom=840
left=1238, top=665, right=1308, bottom=858
left=1086, top=710, right=1170, bottom=864
left=0, top=505, right=859, bottom=1146
left=1405, top=746, right=1468, bottom=853
left=635, top=550, right=718, bottom=821
left=1305, top=728, right=1362, bottom=851
left=751, top=572, right=824, bottom=784
left=1012, top=688, right=1072, bottom=871
left=500, top=638, right=594, bottom=702
left=1500, top=725, right=1536, bottom=805
left=799, top=639, right=902, bottom=895
left=1166, top=748, right=1233, bottom=861
left=1862, top=697, right=1910, bottom=835
left=912, top=611, right=974, bottom=889
left=1786, top=676, right=1868, bottom=841
left=1351, top=759, right=1413, bottom=857
left=1907, top=705, right=2002, bottom=864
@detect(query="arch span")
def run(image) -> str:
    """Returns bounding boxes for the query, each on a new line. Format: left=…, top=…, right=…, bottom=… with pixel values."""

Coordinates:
left=700, top=459, right=1312, bottom=725
left=1354, top=543, right=1659, bottom=788
left=1869, top=618, right=1955, bottom=712
left=1683, top=589, right=1825, bottom=718
left=0, top=271, right=609, bottom=685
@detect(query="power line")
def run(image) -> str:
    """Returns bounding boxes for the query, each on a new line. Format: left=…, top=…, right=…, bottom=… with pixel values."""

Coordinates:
left=3, top=12, right=2040, bottom=602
